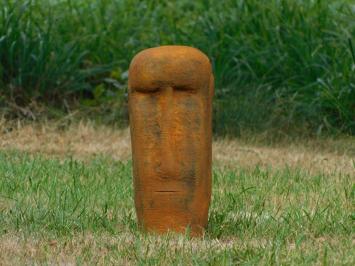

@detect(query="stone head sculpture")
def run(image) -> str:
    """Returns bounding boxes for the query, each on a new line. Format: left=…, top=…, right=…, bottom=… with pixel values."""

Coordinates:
left=128, top=46, right=214, bottom=236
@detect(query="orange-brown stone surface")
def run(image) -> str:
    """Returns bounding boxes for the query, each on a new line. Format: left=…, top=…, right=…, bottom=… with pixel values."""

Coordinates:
left=128, top=46, right=214, bottom=236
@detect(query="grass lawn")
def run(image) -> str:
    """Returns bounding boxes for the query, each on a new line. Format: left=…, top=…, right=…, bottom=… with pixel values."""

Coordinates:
left=0, top=123, right=354, bottom=265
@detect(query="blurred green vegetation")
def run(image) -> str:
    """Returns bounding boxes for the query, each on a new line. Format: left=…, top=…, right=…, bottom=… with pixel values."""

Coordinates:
left=0, top=0, right=354, bottom=136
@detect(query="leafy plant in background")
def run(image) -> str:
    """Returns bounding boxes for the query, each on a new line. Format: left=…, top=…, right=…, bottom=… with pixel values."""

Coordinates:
left=0, top=0, right=354, bottom=136
left=0, top=1, right=110, bottom=105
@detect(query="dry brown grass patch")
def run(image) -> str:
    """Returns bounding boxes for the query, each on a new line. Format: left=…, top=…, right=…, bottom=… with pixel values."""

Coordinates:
left=0, top=119, right=353, bottom=175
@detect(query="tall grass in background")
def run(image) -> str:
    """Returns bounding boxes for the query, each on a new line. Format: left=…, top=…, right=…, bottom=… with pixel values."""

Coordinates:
left=0, top=0, right=354, bottom=136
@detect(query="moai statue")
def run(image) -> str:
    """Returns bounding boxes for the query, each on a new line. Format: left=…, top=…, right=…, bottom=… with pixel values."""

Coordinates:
left=128, top=46, right=214, bottom=236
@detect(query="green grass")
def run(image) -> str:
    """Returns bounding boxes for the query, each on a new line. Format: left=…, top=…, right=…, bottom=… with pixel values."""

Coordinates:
left=0, top=0, right=354, bottom=135
left=1, top=150, right=353, bottom=264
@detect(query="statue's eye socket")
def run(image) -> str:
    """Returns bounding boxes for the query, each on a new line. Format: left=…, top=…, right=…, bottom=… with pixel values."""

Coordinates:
left=174, top=86, right=196, bottom=92
left=132, top=86, right=197, bottom=93
left=133, top=87, right=160, bottom=93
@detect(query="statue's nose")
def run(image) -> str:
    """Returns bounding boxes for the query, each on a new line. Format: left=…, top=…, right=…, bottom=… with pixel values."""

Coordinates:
left=158, top=86, right=176, bottom=178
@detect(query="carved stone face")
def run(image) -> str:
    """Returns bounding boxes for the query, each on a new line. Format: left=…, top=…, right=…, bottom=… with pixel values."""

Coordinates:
left=128, top=46, right=214, bottom=236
